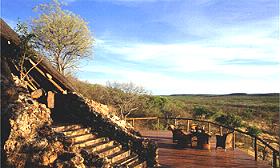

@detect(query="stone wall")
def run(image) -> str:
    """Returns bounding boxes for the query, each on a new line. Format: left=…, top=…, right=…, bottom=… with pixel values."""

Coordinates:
left=53, top=93, right=159, bottom=167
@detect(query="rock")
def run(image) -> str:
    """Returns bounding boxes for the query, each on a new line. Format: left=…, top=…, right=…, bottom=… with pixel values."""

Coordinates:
left=31, top=89, right=44, bottom=99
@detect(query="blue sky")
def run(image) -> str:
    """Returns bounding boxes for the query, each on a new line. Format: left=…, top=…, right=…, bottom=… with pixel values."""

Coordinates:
left=1, top=0, right=279, bottom=94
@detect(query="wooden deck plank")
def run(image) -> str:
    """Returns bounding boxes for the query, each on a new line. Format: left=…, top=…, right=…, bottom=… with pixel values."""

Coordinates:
left=140, top=130, right=270, bottom=168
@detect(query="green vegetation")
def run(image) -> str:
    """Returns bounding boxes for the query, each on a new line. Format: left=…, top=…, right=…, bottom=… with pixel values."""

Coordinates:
left=247, top=126, right=262, bottom=136
left=70, top=78, right=279, bottom=135
left=214, top=113, right=243, bottom=128
left=31, top=0, right=93, bottom=75
left=193, top=106, right=215, bottom=120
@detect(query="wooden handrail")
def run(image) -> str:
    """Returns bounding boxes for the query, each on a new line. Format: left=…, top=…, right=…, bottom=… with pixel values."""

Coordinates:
left=127, top=117, right=279, bottom=156
left=126, top=117, right=159, bottom=120
left=159, top=117, right=279, bottom=155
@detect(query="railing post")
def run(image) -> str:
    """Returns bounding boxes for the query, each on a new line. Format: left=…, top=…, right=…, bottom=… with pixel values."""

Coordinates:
left=272, top=151, right=277, bottom=168
left=208, top=122, right=211, bottom=133
left=232, top=131, right=235, bottom=150
left=220, top=126, right=223, bottom=136
left=254, top=137, right=258, bottom=161
left=174, top=118, right=177, bottom=126
left=157, top=117, right=160, bottom=129
left=187, top=120, right=190, bottom=132
left=132, top=119, right=135, bottom=127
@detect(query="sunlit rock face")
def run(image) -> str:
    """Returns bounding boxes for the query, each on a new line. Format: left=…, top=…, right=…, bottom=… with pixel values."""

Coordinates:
left=2, top=75, right=87, bottom=168
left=3, top=75, right=58, bottom=167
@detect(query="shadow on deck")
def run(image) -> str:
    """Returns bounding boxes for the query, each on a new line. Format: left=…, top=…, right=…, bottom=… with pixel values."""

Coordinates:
left=140, top=130, right=270, bottom=168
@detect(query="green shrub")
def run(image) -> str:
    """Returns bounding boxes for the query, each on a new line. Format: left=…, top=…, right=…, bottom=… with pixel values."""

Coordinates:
left=242, top=109, right=254, bottom=119
left=247, top=126, right=262, bottom=136
left=214, top=113, right=243, bottom=128
left=193, top=106, right=214, bottom=119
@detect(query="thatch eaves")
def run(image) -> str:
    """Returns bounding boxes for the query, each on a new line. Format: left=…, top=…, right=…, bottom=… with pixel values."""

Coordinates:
left=1, top=18, right=76, bottom=93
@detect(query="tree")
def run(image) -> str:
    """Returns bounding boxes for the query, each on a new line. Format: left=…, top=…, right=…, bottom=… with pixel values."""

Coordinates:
left=15, top=21, right=44, bottom=82
left=215, top=113, right=243, bottom=128
left=106, top=82, right=149, bottom=119
left=32, top=0, right=93, bottom=75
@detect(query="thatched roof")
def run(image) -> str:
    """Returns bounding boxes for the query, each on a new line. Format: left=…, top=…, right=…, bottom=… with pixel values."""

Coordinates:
left=0, top=19, right=20, bottom=45
left=1, top=19, right=76, bottom=93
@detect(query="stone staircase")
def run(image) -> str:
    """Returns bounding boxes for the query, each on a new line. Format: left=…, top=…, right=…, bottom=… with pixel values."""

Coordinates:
left=52, top=123, right=147, bottom=168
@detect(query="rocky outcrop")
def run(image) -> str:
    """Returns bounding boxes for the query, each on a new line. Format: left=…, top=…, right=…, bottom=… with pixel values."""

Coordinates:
left=2, top=75, right=88, bottom=168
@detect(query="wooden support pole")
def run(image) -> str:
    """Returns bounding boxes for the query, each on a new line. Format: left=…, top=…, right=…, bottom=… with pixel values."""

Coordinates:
left=157, top=118, right=160, bottom=129
left=187, top=120, right=190, bottom=132
left=232, top=131, right=235, bottom=150
left=272, top=151, right=277, bottom=168
left=132, top=119, right=135, bottom=127
left=47, top=91, right=55, bottom=108
left=174, top=118, right=177, bottom=126
left=254, top=137, right=258, bottom=161
left=208, top=122, right=211, bottom=133
left=220, top=126, right=223, bottom=136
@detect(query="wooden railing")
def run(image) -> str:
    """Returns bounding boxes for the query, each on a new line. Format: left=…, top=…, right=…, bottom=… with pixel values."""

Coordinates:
left=126, top=117, right=280, bottom=168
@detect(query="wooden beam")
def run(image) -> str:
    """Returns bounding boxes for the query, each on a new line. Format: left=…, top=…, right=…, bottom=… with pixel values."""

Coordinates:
left=29, top=59, right=66, bottom=94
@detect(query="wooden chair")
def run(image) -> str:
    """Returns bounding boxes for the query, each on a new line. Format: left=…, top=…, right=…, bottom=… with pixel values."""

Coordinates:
left=196, top=132, right=211, bottom=149
left=168, top=125, right=192, bottom=147
left=216, top=132, right=233, bottom=150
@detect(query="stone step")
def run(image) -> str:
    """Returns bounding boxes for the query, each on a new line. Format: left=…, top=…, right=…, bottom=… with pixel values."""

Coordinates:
left=74, top=137, right=107, bottom=148
left=68, top=133, right=96, bottom=143
left=108, top=150, right=130, bottom=164
left=129, top=160, right=147, bottom=168
left=97, top=144, right=121, bottom=157
left=61, top=127, right=91, bottom=137
left=112, top=154, right=138, bottom=167
left=85, top=140, right=115, bottom=153
left=52, top=124, right=146, bottom=168
left=52, top=124, right=83, bottom=132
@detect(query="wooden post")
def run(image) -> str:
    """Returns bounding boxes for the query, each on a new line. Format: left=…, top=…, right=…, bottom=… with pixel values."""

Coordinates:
left=220, top=126, right=223, bottom=136
left=174, top=118, right=177, bottom=126
left=254, top=137, right=258, bottom=161
left=272, top=151, right=277, bottom=168
left=47, top=91, right=55, bottom=108
left=132, top=119, right=135, bottom=127
left=232, top=131, right=235, bottom=150
left=157, top=118, right=160, bottom=129
left=208, top=122, right=211, bottom=133
left=187, top=120, right=190, bottom=132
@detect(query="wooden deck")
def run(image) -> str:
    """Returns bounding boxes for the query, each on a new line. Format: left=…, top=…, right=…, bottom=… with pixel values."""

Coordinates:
left=140, top=130, right=271, bottom=168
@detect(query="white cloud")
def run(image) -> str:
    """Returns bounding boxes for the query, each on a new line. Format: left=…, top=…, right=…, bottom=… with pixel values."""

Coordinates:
left=80, top=64, right=280, bottom=94
left=83, top=27, right=279, bottom=94
left=98, top=37, right=279, bottom=77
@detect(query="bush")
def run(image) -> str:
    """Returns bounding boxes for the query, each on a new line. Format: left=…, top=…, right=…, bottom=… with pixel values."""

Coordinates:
left=214, top=113, right=243, bottom=128
left=193, top=106, right=214, bottom=119
left=247, top=126, right=262, bottom=136
left=242, top=109, right=254, bottom=120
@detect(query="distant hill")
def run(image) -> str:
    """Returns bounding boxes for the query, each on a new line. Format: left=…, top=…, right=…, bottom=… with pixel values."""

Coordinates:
left=168, top=93, right=279, bottom=97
